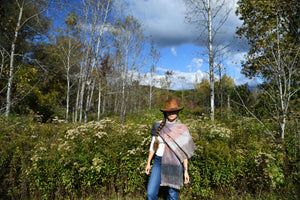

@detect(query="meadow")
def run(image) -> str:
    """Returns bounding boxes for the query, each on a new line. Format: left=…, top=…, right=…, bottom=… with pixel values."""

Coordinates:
left=0, top=110, right=299, bottom=199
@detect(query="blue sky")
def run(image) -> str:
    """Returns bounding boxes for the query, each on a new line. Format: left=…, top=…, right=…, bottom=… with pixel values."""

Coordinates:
left=126, top=0, right=258, bottom=90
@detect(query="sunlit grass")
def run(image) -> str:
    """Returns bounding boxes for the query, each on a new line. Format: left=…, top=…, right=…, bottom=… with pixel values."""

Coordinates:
left=0, top=111, right=298, bottom=199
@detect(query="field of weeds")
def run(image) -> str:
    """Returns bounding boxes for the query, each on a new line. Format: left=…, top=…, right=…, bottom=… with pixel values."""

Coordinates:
left=0, top=111, right=299, bottom=199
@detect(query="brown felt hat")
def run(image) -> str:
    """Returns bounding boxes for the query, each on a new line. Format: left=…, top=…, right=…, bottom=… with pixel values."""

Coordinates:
left=160, top=99, right=184, bottom=112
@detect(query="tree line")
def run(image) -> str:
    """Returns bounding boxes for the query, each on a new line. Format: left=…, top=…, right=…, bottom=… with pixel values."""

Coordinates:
left=1, top=0, right=158, bottom=123
left=0, top=0, right=299, bottom=141
left=0, top=0, right=230, bottom=123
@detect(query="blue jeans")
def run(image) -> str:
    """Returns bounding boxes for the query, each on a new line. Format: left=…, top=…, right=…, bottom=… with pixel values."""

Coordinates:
left=147, top=156, right=178, bottom=200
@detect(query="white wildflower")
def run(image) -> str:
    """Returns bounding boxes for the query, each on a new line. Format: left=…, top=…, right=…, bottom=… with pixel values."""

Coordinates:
left=95, top=131, right=107, bottom=139
left=92, top=157, right=103, bottom=166
left=79, top=167, right=86, bottom=172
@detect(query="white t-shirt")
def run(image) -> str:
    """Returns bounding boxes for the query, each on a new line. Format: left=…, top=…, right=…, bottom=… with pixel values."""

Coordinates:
left=149, top=120, right=180, bottom=156
left=149, top=135, right=165, bottom=156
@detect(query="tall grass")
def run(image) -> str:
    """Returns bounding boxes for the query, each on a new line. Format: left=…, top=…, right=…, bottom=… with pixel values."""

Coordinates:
left=0, top=111, right=299, bottom=199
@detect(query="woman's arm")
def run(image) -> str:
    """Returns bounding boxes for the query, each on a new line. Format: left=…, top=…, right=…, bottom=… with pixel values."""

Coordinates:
left=183, top=158, right=189, bottom=184
left=145, top=151, right=155, bottom=175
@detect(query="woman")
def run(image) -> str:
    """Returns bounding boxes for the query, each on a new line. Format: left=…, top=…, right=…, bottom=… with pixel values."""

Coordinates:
left=145, top=99, right=196, bottom=200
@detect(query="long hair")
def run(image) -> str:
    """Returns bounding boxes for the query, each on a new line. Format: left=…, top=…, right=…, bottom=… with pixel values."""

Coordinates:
left=153, top=116, right=167, bottom=152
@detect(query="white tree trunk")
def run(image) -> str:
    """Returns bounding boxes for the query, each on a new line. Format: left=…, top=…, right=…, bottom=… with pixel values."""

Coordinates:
left=120, top=43, right=129, bottom=124
left=81, top=0, right=111, bottom=122
left=102, top=81, right=106, bottom=114
left=6, top=2, right=24, bottom=118
left=79, top=68, right=87, bottom=122
left=227, top=94, right=230, bottom=110
left=120, top=70, right=126, bottom=123
left=185, top=0, right=232, bottom=120
left=75, top=62, right=83, bottom=122
left=149, top=65, right=154, bottom=109
left=208, top=0, right=215, bottom=121
left=97, top=80, right=102, bottom=121
left=84, top=78, right=95, bottom=123
left=83, top=81, right=90, bottom=123
left=65, top=39, right=71, bottom=122
left=149, top=44, right=160, bottom=109
left=78, top=0, right=98, bottom=122
left=218, top=65, right=223, bottom=116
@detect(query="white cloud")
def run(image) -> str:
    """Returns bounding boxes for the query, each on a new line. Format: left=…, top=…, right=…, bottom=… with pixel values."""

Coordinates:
left=125, top=0, right=254, bottom=89
left=193, top=58, right=204, bottom=68
left=156, top=67, right=168, bottom=73
left=132, top=63, right=258, bottom=91
left=127, top=0, right=198, bottom=47
left=222, top=51, right=259, bottom=86
left=131, top=67, right=207, bottom=90
left=171, top=47, right=177, bottom=56
left=187, top=58, right=204, bottom=72
left=169, top=69, right=208, bottom=90
left=127, top=0, right=247, bottom=51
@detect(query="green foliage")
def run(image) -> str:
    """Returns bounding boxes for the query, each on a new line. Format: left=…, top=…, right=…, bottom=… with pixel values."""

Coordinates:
left=236, top=0, right=299, bottom=78
left=0, top=0, right=51, bottom=50
left=0, top=112, right=299, bottom=199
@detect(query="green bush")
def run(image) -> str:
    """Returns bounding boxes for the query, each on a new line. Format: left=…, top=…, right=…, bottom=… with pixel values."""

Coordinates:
left=0, top=112, right=299, bottom=199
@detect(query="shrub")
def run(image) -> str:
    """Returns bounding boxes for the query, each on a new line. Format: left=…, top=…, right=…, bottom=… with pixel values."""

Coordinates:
left=0, top=112, right=298, bottom=199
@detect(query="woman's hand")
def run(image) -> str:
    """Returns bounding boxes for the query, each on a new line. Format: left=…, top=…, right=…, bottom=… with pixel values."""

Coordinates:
left=146, top=151, right=154, bottom=175
left=184, top=170, right=190, bottom=184
left=145, top=163, right=151, bottom=175
left=183, top=158, right=189, bottom=184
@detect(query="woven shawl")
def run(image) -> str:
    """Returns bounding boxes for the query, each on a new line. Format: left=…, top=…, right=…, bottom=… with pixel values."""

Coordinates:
left=151, top=121, right=196, bottom=189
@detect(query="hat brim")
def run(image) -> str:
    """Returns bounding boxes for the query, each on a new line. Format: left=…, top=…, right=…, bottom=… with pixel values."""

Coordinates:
left=160, top=107, right=184, bottom=112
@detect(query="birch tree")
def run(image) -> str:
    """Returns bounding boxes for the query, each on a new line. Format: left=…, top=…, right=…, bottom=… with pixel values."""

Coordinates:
left=97, top=53, right=112, bottom=121
left=75, top=0, right=117, bottom=122
left=54, top=12, right=82, bottom=122
left=184, top=0, right=233, bottom=121
left=178, top=76, right=186, bottom=102
left=149, top=42, right=160, bottom=109
left=2, top=0, right=50, bottom=118
left=236, top=0, right=300, bottom=140
left=78, top=0, right=100, bottom=122
left=112, top=15, right=144, bottom=123
left=263, top=28, right=299, bottom=140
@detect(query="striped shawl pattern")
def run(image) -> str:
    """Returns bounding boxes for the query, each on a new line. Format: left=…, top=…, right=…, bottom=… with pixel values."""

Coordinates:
left=151, top=122, right=196, bottom=189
